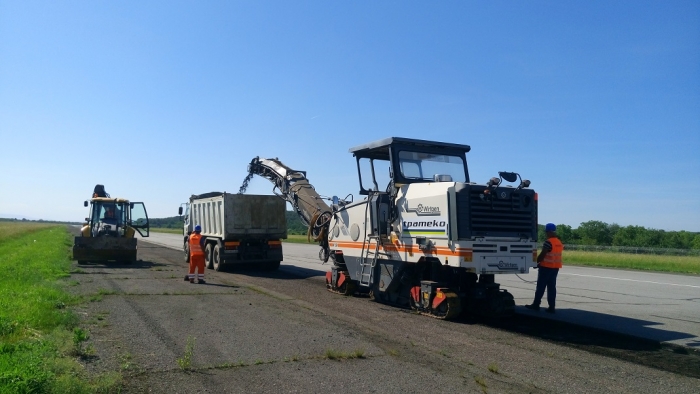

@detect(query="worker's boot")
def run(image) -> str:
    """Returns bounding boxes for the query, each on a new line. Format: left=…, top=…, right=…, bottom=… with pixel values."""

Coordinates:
left=524, top=304, right=540, bottom=311
left=184, top=275, right=190, bottom=281
left=546, top=306, right=555, bottom=314
left=189, top=278, right=195, bottom=283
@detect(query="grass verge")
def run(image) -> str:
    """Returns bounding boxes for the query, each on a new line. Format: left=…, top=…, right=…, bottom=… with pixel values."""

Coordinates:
left=149, top=227, right=182, bottom=234
left=0, top=222, right=121, bottom=393
left=565, top=250, right=700, bottom=275
left=282, top=234, right=316, bottom=244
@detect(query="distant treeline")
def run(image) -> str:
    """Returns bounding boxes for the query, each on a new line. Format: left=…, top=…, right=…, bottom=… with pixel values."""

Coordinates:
left=539, top=221, right=700, bottom=250
left=149, top=216, right=184, bottom=229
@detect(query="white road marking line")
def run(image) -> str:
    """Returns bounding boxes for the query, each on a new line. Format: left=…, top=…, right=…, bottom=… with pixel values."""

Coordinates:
left=562, top=273, right=700, bottom=289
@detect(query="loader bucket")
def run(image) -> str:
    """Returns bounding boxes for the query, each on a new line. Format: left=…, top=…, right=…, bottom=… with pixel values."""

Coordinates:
left=73, top=237, right=138, bottom=263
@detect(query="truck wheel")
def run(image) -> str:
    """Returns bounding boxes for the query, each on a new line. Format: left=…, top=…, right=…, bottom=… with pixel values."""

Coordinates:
left=266, top=261, right=281, bottom=271
left=204, top=243, right=214, bottom=269
left=184, top=242, right=190, bottom=263
left=213, top=245, right=223, bottom=271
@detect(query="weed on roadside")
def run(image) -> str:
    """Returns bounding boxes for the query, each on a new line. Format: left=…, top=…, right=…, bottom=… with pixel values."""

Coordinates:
left=487, top=363, right=499, bottom=374
left=72, top=328, right=89, bottom=356
left=177, top=336, right=196, bottom=371
left=324, top=348, right=366, bottom=360
left=474, top=375, right=488, bottom=392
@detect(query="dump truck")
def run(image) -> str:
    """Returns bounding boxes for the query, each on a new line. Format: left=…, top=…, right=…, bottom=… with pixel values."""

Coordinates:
left=178, top=192, right=287, bottom=271
left=73, top=185, right=150, bottom=263
left=245, top=137, right=538, bottom=319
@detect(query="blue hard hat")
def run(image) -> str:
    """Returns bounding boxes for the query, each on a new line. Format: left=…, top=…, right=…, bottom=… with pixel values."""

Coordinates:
left=194, top=225, right=202, bottom=232
left=545, top=223, right=556, bottom=232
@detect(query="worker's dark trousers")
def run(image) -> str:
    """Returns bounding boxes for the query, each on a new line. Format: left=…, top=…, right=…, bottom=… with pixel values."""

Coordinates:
left=533, top=267, right=559, bottom=308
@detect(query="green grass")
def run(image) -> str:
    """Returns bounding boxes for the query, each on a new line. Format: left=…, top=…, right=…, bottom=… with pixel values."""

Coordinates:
left=149, top=227, right=182, bottom=234
left=176, top=336, right=196, bottom=371
left=565, top=250, right=700, bottom=274
left=282, top=234, right=316, bottom=244
left=0, top=222, right=121, bottom=393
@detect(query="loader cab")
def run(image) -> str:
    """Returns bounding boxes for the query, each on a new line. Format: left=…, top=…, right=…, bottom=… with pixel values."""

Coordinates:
left=86, top=198, right=150, bottom=238
left=349, top=137, right=472, bottom=237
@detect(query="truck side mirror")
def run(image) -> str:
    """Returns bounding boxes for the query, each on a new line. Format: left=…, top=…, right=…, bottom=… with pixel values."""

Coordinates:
left=84, top=201, right=88, bottom=207
left=178, top=207, right=183, bottom=215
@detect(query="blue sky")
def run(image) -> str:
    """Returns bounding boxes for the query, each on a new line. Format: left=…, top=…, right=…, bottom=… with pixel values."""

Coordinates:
left=1, top=1, right=698, bottom=231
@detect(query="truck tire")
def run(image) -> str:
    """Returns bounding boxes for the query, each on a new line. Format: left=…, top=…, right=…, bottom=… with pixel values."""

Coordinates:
left=184, top=242, right=190, bottom=263
left=213, top=244, right=223, bottom=271
left=266, top=261, right=281, bottom=271
left=204, top=243, right=214, bottom=269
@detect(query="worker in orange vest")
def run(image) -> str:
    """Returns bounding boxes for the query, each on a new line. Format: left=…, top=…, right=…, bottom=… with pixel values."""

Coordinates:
left=525, top=223, right=563, bottom=313
left=184, top=225, right=206, bottom=284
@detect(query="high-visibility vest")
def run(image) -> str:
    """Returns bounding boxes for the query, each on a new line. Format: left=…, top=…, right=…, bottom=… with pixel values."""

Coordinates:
left=540, top=237, right=563, bottom=269
left=189, top=233, right=205, bottom=258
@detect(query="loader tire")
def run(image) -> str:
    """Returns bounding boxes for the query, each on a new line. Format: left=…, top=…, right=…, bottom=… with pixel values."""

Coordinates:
left=184, top=242, right=190, bottom=263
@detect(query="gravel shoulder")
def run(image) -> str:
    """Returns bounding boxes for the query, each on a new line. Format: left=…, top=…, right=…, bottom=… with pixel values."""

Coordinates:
left=67, top=235, right=700, bottom=393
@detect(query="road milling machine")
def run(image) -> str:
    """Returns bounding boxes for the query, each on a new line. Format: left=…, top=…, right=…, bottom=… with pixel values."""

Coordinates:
left=73, top=185, right=150, bottom=263
left=245, top=137, right=538, bottom=319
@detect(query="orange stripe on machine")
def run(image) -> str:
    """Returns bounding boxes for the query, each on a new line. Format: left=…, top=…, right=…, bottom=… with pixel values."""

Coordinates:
left=329, top=241, right=473, bottom=258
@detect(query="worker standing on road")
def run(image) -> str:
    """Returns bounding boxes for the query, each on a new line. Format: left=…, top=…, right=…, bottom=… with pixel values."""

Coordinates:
left=525, top=223, right=563, bottom=313
left=184, top=225, right=206, bottom=284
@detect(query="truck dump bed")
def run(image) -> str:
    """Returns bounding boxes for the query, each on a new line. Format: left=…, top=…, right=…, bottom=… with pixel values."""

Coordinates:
left=190, top=193, right=287, bottom=240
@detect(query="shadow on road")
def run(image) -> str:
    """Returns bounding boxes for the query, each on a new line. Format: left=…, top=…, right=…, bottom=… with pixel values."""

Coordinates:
left=467, top=308, right=700, bottom=379
left=198, top=282, right=240, bottom=289
left=220, top=264, right=325, bottom=280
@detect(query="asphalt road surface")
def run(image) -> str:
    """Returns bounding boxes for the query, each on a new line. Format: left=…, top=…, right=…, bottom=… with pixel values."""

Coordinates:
left=68, top=230, right=700, bottom=393
left=144, top=232, right=700, bottom=349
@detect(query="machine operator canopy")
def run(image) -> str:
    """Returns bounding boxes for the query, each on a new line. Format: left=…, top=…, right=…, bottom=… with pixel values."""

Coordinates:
left=349, top=137, right=471, bottom=192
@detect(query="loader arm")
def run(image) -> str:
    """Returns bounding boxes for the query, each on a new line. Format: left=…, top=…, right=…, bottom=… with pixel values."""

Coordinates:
left=240, top=157, right=333, bottom=248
